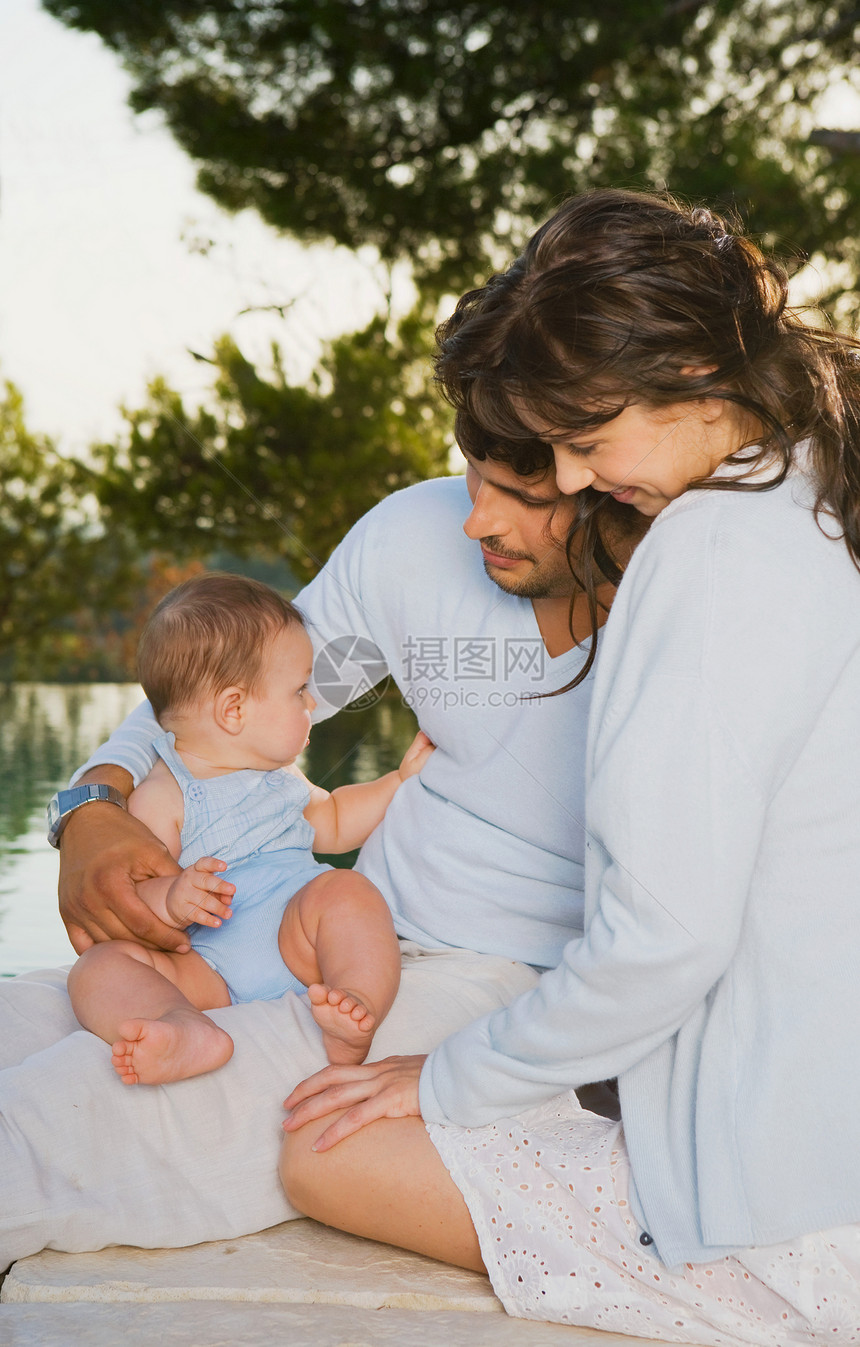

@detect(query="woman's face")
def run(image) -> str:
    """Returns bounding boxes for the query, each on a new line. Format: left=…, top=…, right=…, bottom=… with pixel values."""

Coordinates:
left=530, top=401, right=733, bottom=517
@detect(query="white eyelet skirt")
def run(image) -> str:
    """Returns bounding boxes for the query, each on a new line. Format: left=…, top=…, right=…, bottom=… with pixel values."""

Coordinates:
left=426, top=1091, right=860, bottom=1346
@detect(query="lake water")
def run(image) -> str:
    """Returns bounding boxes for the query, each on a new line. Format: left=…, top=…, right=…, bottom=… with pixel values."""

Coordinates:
left=0, top=683, right=417, bottom=977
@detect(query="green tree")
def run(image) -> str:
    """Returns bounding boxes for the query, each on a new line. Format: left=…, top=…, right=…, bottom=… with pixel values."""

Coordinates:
left=43, top=1, right=860, bottom=306
left=92, top=315, right=451, bottom=582
left=0, top=379, right=141, bottom=680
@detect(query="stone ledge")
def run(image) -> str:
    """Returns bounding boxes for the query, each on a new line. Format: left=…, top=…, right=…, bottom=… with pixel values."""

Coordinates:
left=0, top=1301, right=655, bottom=1345
left=2, top=1219, right=502, bottom=1313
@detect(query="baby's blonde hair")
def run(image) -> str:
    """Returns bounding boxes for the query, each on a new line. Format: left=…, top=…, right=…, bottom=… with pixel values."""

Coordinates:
left=137, top=573, right=304, bottom=722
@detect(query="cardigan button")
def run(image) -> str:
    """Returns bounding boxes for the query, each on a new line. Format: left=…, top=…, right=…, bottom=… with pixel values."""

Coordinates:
left=639, top=1232, right=654, bottom=1247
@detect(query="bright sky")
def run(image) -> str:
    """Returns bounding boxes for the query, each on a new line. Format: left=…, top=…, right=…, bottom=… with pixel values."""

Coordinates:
left=0, top=0, right=405, bottom=451
left=0, top=0, right=857, bottom=454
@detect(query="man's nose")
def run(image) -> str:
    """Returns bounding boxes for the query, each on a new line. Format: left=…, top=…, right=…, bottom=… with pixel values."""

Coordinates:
left=552, top=453, right=597, bottom=497
left=462, top=482, right=508, bottom=540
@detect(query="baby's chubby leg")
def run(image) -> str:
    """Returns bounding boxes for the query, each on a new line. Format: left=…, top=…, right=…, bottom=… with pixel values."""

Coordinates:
left=67, top=941, right=233, bottom=1086
left=279, top=870, right=401, bottom=1066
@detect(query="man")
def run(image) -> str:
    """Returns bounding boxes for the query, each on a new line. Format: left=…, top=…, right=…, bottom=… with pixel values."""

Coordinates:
left=0, top=451, right=623, bottom=1272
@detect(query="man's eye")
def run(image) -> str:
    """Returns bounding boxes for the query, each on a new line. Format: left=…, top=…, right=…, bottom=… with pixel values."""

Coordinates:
left=521, top=496, right=555, bottom=509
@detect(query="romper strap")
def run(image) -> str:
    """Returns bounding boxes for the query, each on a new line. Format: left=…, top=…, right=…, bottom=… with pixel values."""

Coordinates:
left=152, top=731, right=195, bottom=787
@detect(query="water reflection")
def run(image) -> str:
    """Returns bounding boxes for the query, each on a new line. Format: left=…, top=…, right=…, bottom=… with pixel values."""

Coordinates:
left=0, top=684, right=417, bottom=975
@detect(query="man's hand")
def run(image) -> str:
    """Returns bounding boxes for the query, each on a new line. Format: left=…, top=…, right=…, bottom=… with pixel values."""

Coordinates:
left=59, top=776, right=185, bottom=953
left=398, top=732, right=435, bottom=781
left=282, top=1054, right=426, bottom=1151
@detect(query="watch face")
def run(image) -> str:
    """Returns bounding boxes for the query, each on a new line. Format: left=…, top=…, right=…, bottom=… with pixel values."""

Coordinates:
left=47, top=787, right=91, bottom=843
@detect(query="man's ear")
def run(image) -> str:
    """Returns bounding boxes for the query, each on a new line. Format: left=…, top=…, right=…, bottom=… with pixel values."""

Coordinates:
left=214, top=686, right=245, bottom=735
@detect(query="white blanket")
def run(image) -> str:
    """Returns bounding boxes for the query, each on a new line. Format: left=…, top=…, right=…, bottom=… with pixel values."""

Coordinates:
left=0, top=944, right=539, bottom=1273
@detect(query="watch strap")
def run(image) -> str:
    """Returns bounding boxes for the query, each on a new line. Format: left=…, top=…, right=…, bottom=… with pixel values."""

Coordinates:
left=47, top=783, right=128, bottom=848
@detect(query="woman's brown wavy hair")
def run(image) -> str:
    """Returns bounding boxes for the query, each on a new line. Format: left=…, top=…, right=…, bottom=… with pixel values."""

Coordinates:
left=436, top=187, right=860, bottom=685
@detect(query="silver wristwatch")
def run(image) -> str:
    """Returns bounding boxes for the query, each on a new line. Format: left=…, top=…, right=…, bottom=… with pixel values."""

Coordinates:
left=47, top=784, right=128, bottom=848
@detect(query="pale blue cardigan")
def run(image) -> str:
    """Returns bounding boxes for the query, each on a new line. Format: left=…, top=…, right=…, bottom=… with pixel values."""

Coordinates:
left=421, top=464, right=860, bottom=1266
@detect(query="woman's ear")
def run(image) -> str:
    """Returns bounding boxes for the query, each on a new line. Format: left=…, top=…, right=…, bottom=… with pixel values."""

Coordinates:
left=214, top=686, right=245, bottom=735
left=680, top=364, right=717, bottom=378
left=679, top=366, right=725, bottom=424
left=699, top=397, right=728, bottom=424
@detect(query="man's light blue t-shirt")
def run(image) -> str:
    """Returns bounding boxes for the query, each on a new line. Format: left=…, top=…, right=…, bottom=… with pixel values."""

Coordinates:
left=76, top=478, right=595, bottom=970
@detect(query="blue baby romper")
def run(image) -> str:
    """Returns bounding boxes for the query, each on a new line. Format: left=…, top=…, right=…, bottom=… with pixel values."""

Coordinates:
left=154, top=733, right=332, bottom=1003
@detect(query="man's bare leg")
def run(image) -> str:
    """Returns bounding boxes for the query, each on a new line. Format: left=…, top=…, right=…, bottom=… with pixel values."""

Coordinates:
left=279, top=1112, right=485, bottom=1273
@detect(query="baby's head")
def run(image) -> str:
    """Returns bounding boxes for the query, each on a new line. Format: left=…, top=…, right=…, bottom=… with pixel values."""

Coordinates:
left=138, top=572, right=306, bottom=729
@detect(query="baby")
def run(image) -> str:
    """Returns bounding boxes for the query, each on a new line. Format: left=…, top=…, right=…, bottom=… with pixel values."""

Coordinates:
left=67, top=573, right=433, bottom=1085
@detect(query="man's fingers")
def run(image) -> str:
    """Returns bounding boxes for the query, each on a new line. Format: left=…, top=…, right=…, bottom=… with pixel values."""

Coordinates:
left=61, top=890, right=188, bottom=950
left=63, top=921, right=94, bottom=955
left=62, top=906, right=121, bottom=947
left=78, top=901, right=144, bottom=944
left=59, top=805, right=184, bottom=950
left=138, top=917, right=190, bottom=953
left=87, top=893, right=190, bottom=952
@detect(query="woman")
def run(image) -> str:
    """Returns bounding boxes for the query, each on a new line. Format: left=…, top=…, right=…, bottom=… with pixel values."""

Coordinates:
left=280, top=189, right=860, bottom=1345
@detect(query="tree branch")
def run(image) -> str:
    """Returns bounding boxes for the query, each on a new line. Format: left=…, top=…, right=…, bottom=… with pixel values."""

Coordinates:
left=810, top=128, right=860, bottom=154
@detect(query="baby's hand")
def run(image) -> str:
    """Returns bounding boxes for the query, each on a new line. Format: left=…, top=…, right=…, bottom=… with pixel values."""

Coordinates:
left=398, top=731, right=436, bottom=781
left=165, top=856, right=235, bottom=929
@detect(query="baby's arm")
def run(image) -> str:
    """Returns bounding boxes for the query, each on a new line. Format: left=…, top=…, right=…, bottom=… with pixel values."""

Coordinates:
left=300, top=731, right=434, bottom=854
left=128, top=763, right=235, bottom=930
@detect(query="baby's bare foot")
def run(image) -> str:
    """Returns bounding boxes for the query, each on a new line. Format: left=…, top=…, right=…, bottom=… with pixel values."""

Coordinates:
left=111, top=1008, right=233, bottom=1085
left=307, top=984, right=377, bottom=1065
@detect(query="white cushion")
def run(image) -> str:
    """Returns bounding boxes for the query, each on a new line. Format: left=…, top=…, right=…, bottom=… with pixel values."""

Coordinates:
left=0, top=945, right=539, bottom=1271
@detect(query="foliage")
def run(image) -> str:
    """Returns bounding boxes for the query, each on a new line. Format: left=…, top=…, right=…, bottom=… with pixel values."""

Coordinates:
left=90, top=314, right=452, bottom=583
left=0, top=312, right=450, bottom=680
left=0, top=379, right=142, bottom=680
left=43, top=0, right=860, bottom=306
left=28, top=557, right=209, bottom=683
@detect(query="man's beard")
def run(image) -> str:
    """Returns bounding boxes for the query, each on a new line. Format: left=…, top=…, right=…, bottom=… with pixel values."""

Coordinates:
left=480, top=537, right=574, bottom=600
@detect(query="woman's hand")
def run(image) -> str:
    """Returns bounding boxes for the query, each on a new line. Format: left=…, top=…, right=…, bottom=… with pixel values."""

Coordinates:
left=283, top=1054, right=427, bottom=1152
left=59, top=803, right=185, bottom=953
